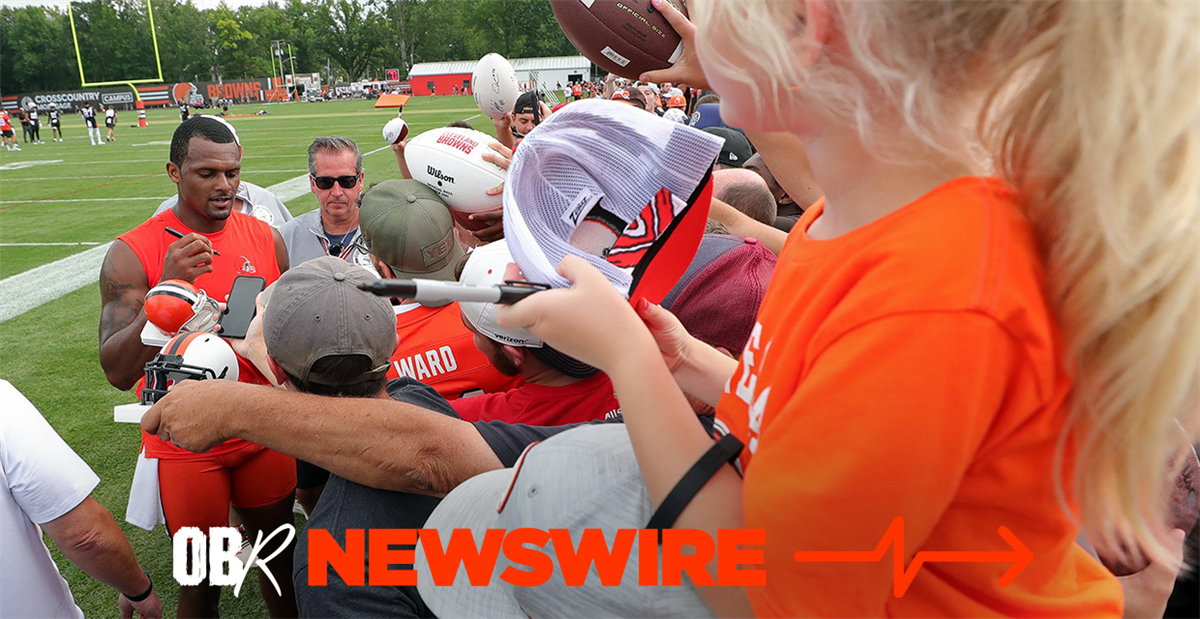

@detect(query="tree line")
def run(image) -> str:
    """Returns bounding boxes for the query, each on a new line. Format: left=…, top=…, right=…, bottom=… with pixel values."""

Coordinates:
left=0, top=0, right=580, bottom=95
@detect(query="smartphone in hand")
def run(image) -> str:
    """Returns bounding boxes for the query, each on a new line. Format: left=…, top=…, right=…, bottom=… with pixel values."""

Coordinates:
left=220, top=276, right=265, bottom=339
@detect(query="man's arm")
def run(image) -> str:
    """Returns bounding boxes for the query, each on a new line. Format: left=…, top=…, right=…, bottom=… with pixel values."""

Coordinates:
left=272, top=227, right=289, bottom=274
left=491, top=113, right=515, bottom=150
left=98, top=241, right=155, bottom=390
left=391, top=139, right=412, bottom=179
left=40, top=497, right=163, bottom=618
left=142, top=381, right=502, bottom=496
left=708, top=198, right=789, bottom=255
left=99, top=234, right=216, bottom=390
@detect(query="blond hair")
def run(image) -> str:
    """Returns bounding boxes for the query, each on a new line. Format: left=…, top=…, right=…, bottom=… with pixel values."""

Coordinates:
left=695, top=0, right=1200, bottom=568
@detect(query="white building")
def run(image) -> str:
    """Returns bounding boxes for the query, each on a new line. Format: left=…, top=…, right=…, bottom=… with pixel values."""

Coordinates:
left=408, top=55, right=591, bottom=96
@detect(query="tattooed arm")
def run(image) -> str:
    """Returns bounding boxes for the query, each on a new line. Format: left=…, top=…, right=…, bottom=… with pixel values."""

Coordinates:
left=98, top=241, right=156, bottom=390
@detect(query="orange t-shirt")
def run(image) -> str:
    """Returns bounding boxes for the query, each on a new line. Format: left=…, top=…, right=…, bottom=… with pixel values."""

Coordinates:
left=118, top=207, right=282, bottom=459
left=387, top=302, right=522, bottom=400
left=0, top=111, right=11, bottom=132
left=715, top=177, right=1121, bottom=617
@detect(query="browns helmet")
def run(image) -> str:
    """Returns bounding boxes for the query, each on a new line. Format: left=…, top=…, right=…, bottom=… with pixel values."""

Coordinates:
left=144, top=279, right=221, bottom=335
left=141, top=332, right=239, bottom=405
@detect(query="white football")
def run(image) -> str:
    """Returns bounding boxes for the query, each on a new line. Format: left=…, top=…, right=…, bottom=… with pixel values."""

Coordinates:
left=471, top=53, right=519, bottom=120
left=404, top=127, right=505, bottom=214
left=382, top=117, right=409, bottom=144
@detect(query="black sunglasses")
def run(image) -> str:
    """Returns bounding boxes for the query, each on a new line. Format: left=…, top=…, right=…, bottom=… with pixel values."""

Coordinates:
left=311, top=174, right=360, bottom=190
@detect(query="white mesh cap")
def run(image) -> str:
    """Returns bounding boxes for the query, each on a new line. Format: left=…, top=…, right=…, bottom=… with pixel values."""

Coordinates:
left=459, top=242, right=542, bottom=348
left=502, top=99, right=723, bottom=301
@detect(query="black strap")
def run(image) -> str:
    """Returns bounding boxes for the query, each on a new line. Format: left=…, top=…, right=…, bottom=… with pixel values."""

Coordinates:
left=647, top=434, right=743, bottom=542
left=124, top=572, right=153, bottom=602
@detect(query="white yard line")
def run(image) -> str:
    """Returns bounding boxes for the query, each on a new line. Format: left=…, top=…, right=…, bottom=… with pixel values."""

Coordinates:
left=0, top=242, right=102, bottom=246
left=0, top=144, right=394, bottom=324
left=0, top=243, right=112, bottom=323
left=2, top=171, right=307, bottom=181
left=0, top=197, right=169, bottom=204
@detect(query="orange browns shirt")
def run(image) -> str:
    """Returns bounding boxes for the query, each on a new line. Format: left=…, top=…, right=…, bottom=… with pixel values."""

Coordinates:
left=388, top=302, right=521, bottom=401
left=715, top=177, right=1122, bottom=617
left=0, top=111, right=10, bottom=131
left=118, top=207, right=282, bottom=459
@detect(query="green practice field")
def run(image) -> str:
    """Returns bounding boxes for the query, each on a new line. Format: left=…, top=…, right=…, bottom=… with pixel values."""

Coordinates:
left=0, top=96, right=488, bottom=618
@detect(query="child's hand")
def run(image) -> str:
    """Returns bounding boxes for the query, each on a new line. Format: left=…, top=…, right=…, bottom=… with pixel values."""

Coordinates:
left=495, top=256, right=652, bottom=370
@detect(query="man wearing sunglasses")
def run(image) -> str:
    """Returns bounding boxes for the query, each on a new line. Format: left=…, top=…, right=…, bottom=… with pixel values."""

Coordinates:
left=278, top=136, right=377, bottom=515
left=279, top=136, right=378, bottom=282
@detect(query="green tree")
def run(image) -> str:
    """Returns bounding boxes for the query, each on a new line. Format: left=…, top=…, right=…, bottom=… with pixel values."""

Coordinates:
left=152, top=0, right=212, bottom=83
left=313, top=0, right=389, bottom=81
left=1, top=6, right=76, bottom=93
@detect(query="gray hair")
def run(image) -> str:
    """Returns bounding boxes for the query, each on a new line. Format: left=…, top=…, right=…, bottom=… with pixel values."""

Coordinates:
left=307, top=136, right=363, bottom=176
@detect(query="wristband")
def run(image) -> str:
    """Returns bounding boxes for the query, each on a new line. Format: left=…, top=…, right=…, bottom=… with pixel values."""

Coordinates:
left=124, top=572, right=153, bottom=602
left=647, top=434, right=743, bottom=543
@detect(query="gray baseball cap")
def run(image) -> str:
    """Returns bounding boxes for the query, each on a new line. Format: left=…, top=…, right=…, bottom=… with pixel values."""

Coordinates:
left=415, top=424, right=715, bottom=619
left=261, top=256, right=394, bottom=385
left=359, top=179, right=465, bottom=281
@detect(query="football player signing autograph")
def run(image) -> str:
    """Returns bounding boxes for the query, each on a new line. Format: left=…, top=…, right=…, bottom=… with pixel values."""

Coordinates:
left=98, top=116, right=295, bottom=618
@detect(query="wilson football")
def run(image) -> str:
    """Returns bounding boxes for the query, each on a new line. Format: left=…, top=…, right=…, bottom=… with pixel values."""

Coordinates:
left=551, top=0, right=689, bottom=79
left=404, top=127, right=506, bottom=229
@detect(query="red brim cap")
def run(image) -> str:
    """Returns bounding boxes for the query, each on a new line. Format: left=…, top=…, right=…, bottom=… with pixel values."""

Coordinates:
left=502, top=99, right=725, bottom=302
left=622, top=170, right=714, bottom=307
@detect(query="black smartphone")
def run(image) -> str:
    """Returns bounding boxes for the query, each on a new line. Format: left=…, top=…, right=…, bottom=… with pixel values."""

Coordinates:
left=220, top=276, right=265, bottom=339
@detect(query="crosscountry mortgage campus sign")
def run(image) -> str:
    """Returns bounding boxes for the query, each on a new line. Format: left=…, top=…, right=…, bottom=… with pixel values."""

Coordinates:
left=6, top=87, right=136, bottom=112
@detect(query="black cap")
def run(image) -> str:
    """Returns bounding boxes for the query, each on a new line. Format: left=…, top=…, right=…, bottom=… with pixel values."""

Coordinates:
left=703, top=127, right=753, bottom=168
left=513, top=91, right=539, bottom=116
left=530, top=344, right=599, bottom=379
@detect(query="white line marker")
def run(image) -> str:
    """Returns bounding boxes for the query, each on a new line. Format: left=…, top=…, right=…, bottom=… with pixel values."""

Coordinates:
left=0, top=197, right=169, bottom=204
left=0, top=243, right=112, bottom=323
left=0, top=242, right=103, bottom=246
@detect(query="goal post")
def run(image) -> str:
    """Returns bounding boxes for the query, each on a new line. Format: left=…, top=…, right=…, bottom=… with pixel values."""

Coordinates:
left=67, top=0, right=165, bottom=99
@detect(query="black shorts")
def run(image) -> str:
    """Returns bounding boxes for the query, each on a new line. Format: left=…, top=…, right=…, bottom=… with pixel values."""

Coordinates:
left=51, top=121, right=60, bottom=128
left=296, top=459, right=330, bottom=489
left=105, top=121, right=114, bottom=128
left=1, top=129, right=12, bottom=137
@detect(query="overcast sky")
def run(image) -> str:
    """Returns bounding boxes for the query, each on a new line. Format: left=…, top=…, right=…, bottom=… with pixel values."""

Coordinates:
left=2, top=0, right=275, bottom=9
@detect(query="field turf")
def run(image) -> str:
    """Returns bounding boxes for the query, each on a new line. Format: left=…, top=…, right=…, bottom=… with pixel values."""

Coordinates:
left=0, top=96, right=487, bottom=618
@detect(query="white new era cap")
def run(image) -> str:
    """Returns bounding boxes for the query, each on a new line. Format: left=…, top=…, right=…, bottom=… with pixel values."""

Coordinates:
left=459, top=242, right=542, bottom=348
left=502, top=99, right=723, bottom=306
left=415, top=424, right=716, bottom=619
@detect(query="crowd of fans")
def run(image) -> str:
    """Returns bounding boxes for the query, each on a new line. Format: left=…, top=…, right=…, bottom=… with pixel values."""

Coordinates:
left=3, top=1, right=1197, bottom=618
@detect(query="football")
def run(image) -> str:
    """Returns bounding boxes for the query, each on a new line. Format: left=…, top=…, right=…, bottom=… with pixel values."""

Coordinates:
left=1171, top=444, right=1200, bottom=531
left=1096, top=445, right=1200, bottom=576
left=404, top=127, right=506, bottom=228
left=382, top=117, right=409, bottom=144
left=472, top=53, right=520, bottom=120
left=551, top=0, right=688, bottom=79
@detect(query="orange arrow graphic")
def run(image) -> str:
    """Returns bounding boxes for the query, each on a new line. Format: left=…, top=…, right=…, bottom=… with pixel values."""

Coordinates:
left=792, top=517, right=1033, bottom=597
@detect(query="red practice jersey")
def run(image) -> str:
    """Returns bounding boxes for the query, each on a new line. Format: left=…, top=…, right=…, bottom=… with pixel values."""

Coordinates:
left=118, top=208, right=282, bottom=459
left=388, top=302, right=522, bottom=400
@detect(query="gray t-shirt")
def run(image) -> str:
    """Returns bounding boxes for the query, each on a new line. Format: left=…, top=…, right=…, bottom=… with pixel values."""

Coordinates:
left=278, top=209, right=377, bottom=273
left=154, top=181, right=293, bottom=228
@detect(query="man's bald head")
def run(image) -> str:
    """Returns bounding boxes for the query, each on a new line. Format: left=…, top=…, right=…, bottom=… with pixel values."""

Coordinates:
left=713, top=168, right=777, bottom=226
left=744, top=153, right=793, bottom=209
